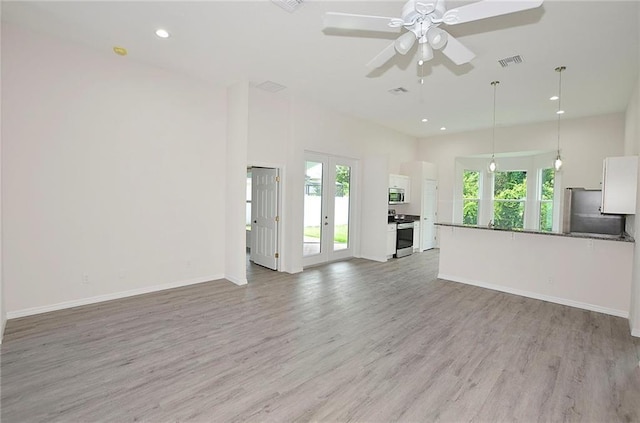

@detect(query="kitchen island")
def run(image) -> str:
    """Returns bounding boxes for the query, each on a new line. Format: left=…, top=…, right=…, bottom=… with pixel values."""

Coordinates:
left=435, top=223, right=634, bottom=318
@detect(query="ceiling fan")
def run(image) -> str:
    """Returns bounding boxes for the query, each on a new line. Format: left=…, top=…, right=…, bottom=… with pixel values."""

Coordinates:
left=323, top=0, right=544, bottom=69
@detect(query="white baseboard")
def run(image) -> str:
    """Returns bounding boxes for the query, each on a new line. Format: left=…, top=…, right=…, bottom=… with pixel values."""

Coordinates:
left=7, top=274, right=225, bottom=320
left=632, top=328, right=640, bottom=338
left=225, top=275, right=248, bottom=286
left=0, top=315, right=6, bottom=345
left=359, top=254, right=388, bottom=263
left=438, top=273, right=629, bottom=319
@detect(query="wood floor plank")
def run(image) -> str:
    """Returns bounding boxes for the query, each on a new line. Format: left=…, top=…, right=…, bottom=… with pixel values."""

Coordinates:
left=2, top=250, right=640, bottom=422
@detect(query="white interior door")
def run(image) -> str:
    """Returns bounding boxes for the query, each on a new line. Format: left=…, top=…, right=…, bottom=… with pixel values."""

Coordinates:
left=250, top=167, right=279, bottom=270
left=303, top=153, right=355, bottom=267
left=422, top=179, right=437, bottom=250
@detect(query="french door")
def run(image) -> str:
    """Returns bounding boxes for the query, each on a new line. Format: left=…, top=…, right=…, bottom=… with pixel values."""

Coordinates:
left=303, top=153, right=355, bottom=267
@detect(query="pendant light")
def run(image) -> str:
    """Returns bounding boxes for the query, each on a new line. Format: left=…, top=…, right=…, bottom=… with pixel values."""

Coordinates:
left=554, top=66, right=566, bottom=171
left=488, top=80, right=500, bottom=173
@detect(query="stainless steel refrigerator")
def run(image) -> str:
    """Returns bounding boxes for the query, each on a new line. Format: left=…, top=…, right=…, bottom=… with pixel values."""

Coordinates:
left=563, top=188, right=625, bottom=236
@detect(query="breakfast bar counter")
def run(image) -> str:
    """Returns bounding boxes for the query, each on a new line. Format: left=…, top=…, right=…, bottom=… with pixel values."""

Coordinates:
left=435, top=222, right=634, bottom=318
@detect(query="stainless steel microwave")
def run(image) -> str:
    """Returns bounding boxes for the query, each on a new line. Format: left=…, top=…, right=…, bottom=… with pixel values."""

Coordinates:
left=389, top=187, right=405, bottom=204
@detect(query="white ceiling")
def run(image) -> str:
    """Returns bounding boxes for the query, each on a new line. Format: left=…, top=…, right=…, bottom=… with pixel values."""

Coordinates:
left=2, top=0, right=639, bottom=138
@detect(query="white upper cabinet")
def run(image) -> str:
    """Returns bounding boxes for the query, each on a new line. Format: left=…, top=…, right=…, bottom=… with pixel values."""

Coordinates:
left=389, top=174, right=411, bottom=203
left=601, top=156, right=638, bottom=214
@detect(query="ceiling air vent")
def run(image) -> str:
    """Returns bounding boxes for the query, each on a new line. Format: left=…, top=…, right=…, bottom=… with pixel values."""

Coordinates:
left=498, top=55, right=524, bottom=68
left=388, top=87, right=409, bottom=95
left=271, top=0, right=304, bottom=13
left=255, top=81, right=287, bottom=93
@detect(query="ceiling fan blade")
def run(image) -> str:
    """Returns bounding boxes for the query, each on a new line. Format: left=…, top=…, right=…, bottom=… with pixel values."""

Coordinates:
left=324, top=12, right=401, bottom=32
left=440, top=33, right=475, bottom=65
left=365, top=41, right=398, bottom=69
left=442, top=0, right=543, bottom=25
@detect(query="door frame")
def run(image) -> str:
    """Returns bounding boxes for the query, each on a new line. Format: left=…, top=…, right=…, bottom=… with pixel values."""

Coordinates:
left=303, top=152, right=358, bottom=268
left=247, top=163, right=283, bottom=272
left=422, top=178, right=438, bottom=251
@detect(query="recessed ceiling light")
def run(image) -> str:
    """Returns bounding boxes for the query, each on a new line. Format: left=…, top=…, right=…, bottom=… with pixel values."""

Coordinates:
left=440, top=127, right=446, bottom=131
left=556, top=110, right=565, bottom=115
left=549, top=95, right=559, bottom=101
left=421, top=118, right=428, bottom=122
left=155, top=29, right=170, bottom=38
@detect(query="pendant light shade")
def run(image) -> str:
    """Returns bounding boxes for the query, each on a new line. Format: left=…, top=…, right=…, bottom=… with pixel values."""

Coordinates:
left=554, top=66, right=566, bottom=171
left=489, top=158, right=497, bottom=173
left=554, top=155, right=563, bottom=171
left=488, top=80, right=500, bottom=173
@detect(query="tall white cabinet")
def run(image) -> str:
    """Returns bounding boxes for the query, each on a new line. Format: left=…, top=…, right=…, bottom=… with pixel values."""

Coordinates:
left=601, top=156, right=638, bottom=214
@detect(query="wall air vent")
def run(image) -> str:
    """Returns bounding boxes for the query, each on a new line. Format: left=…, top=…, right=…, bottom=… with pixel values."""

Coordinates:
left=255, top=81, right=287, bottom=93
left=388, top=87, right=409, bottom=95
left=271, top=0, right=304, bottom=13
left=498, top=55, right=524, bottom=68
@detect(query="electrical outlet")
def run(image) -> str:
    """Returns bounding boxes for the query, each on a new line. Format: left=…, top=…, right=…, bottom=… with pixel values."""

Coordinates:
left=547, top=276, right=553, bottom=285
left=82, top=274, right=90, bottom=285
left=118, top=270, right=126, bottom=280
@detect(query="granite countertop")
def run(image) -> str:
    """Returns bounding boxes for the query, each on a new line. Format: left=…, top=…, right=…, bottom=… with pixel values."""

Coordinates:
left=434, top=222, right=635, bottom=243
left=388, top=214, right=420, bottom=224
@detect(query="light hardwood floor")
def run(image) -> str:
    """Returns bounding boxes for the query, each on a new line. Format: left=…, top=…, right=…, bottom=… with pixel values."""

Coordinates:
left=2, top=250, right=640, bottom=422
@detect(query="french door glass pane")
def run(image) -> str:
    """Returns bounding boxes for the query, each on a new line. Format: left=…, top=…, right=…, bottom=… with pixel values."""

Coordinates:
left=304, top=161, right=323, bottom=257
left=334, top=164, right=350, bottom=251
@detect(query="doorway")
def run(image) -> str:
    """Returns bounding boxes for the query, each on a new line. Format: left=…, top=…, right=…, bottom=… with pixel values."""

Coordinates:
left=303, top=153, right=356, bottom=267
left=247, top=166, right=280, bottom=271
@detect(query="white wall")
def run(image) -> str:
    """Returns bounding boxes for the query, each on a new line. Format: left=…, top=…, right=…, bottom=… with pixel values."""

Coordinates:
left=225, top=82, right=248, bottom=285
left=419, top=114, right=626, bottom=225
left=439, top=226, right=634, bottom=317
left=2, top=25, right=227, bottom=315
left=625, top=74, right=640, bottom=336
left=246, top=87, right=418, bottom=271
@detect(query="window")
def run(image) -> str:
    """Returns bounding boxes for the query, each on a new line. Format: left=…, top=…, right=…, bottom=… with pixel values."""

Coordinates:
left=539, top=168, right=554, bottom=232
left=493, top=171, right=527, bottom=229
left=463, top=170, right=480, bottom=225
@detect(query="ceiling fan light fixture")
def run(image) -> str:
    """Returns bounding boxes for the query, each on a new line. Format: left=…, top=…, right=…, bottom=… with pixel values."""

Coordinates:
left=419, top=42, right=434, bottom=62
left=427, top=27, right=448, bottom=50
left=394, top=31, right=417, bottom=55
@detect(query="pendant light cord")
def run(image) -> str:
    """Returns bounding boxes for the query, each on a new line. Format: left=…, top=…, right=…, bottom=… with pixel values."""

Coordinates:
left=491, top=81, right=499, bottom=159
left=556, top=66, right=564, bottom=154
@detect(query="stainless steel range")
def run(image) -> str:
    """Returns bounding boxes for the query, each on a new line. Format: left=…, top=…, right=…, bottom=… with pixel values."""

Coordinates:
left=395, top=220, right=414, bottom=258
left=388, top=209, right=415, bottom=258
